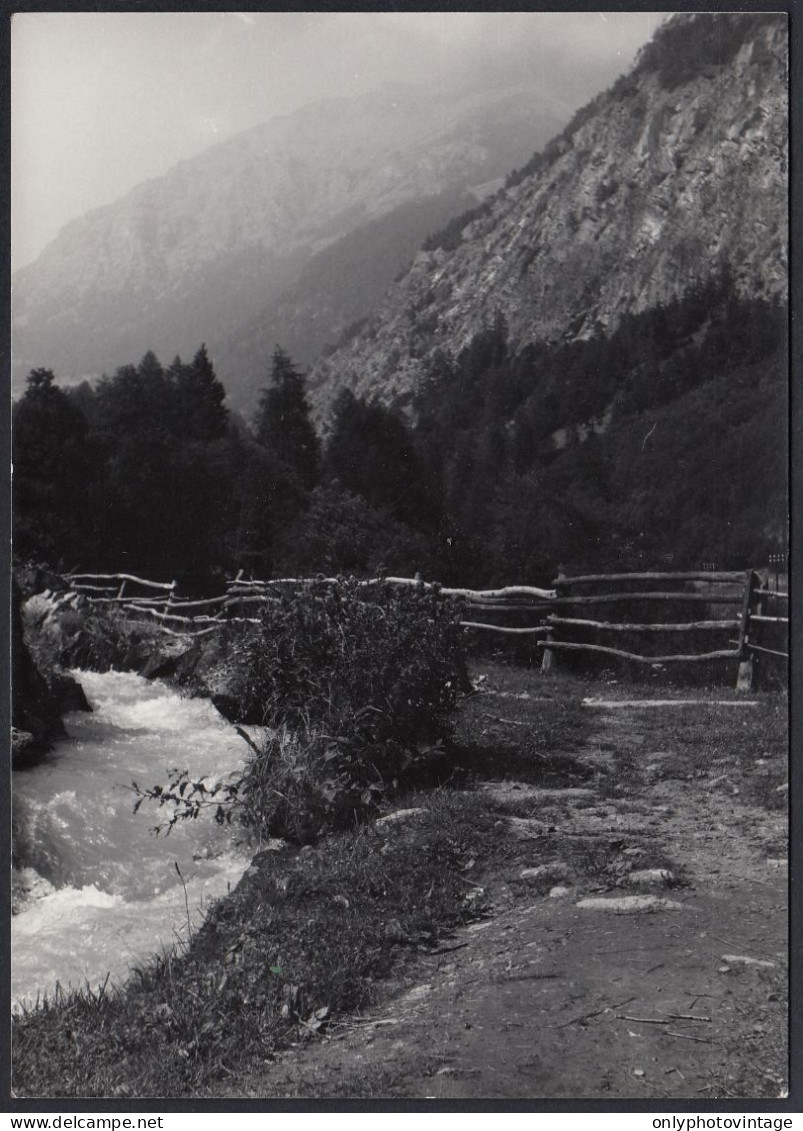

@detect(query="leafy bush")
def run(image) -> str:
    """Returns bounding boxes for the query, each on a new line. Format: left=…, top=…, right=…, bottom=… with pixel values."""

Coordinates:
left=230, top=579, right=464, bottom=734
left=139, top=579, right=467, bottom=841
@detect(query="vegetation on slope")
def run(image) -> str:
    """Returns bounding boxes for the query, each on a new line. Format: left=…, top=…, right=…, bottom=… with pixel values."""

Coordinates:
left=12, top=790, right=501, bottom=1099
left=632, top=12, right=785, bottom=92
left=12, top=274, right=787, bottom=589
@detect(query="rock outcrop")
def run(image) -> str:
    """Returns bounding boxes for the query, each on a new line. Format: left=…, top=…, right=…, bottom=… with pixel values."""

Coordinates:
left=12, top=582, right=66, bottom=767
left=309, top=14, right=787, bottom=417
left=12, top=81, right=567, bottom=413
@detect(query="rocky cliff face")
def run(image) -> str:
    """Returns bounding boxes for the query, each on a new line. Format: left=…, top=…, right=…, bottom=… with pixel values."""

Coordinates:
left=12, top=80, right=567, bottom=405
left=309, top=14, right=787, bottom=416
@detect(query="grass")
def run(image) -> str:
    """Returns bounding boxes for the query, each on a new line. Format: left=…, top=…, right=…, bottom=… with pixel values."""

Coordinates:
left=452, top=666, right=596, bottom=784
left=638, top=695, right=788, bottom=802
left=12, top=791, right=502, bottom=1099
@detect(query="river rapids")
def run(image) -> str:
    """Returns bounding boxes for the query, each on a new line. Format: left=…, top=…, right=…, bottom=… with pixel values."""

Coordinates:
left=11, top=670, right=253, bottom=1009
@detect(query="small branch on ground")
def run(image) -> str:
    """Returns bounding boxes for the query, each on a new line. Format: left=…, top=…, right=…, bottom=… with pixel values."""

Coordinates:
left=556, top=995, right=637, bottom=1029
left=616, top=1015, right=672, bottom=1024
left=666, top=1029, right=713, bottom=1043
left=481, top=713, right=529, bottom=728
left=235, top=727, right=262, bottom=756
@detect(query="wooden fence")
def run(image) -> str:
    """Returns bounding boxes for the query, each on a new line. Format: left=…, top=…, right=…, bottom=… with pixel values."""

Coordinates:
left=65, top=571, right=557, bottom=640
left=538, top=569, right=788, bottom=689
left=65, top=567, right=786, bottom=689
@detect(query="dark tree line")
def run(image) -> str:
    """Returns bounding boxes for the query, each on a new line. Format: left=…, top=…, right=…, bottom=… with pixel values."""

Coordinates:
left=13, top=276, right=787, bottom=590
left=408, top=280, right=787, bottom=582
left=13, top=343, right=434, bottom=585
left=14, top=346, right=308, bottom=583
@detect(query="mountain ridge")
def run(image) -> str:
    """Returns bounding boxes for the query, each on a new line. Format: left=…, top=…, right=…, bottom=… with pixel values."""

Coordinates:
left=308, top=13, right=787, bottom=418
left=12, top=78, right=569, bottom=403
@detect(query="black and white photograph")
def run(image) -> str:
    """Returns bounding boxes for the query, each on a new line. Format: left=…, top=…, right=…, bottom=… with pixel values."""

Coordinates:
left=10, top=9, right=790, bottom=1104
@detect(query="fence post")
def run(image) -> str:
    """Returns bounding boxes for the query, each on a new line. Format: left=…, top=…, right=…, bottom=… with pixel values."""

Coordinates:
left=736, top=569, right=758, bottom=692
left=541, top=568, right=564, bottom=672
left=161, top=579, right=178, bottom=625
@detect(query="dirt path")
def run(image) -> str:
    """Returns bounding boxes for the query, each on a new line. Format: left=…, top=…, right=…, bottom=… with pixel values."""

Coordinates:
left=211, top=694, right=788, bottom=1101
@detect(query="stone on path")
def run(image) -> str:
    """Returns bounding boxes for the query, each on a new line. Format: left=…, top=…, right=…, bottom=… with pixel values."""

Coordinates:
left=721, top=954, right=776, bottom=969
left=582, top=698, right=759, bottom=709
left=376, top=808, right=427, bottom=828
left=520, top=862, right=573, bottom=884
left=576, top=895, right=687, bottom=913
left=627, top=868, right=674, bottom=887
left=480, top=782, right=595, bottom=803
left=507, top=817, right=550, bottom=839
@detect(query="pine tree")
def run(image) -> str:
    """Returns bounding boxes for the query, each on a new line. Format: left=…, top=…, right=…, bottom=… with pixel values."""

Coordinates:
left=324, top=390, right=434, bottom=529
left=255, top=347, right=319, bottom=490
left=176, top=344, right=228, bottom=442
left=12, top=369, right=98, bottom=564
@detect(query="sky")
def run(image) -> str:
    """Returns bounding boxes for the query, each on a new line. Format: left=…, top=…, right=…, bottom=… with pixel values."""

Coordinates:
left=11, top=11, right=665, bottom=270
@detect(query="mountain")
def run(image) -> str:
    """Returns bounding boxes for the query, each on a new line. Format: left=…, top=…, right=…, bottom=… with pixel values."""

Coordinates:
left=308, top=13, right=788, bottom=418
left=12, top=80, right=569, bottom=410
left=212, top=190, right=483, bottom=416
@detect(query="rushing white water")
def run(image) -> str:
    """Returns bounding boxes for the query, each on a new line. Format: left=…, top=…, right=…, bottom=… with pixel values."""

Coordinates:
left=12, top=670, right=253, bottom=1009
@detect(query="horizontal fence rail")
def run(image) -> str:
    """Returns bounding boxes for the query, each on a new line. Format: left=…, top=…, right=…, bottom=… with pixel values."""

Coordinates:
left=551, top=591, right=743, bottom=605
left=548, top=571, right=748, bottom=585
left=547, top=616, right=742, bottom=632
left=62, top=565, right=787, bottom=689
left=539, top=641, right=742, bottom=664
left=539, top=567, right=787, bottom=689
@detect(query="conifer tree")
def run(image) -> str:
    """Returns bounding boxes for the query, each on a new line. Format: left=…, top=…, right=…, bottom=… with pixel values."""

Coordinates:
left=255, top=347, right=319, bottom=490
left=177, top=344, right=228, bottom=442
left=324, top=390, right=428, bottom=527
left=12, top=369, right=98, bottom=563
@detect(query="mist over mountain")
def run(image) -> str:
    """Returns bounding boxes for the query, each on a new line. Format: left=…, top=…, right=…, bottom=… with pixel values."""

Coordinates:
left=309, top=13, right=787, bottom=418
left=12, top=78, right=568, bottom=409
left=13, top=13, right=789, bottom=587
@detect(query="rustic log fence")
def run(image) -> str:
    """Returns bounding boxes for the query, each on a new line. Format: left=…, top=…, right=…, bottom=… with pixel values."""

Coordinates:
left=65, top=571, right=557, bottom=639
left=732, top=569, right=789, bottom=689
left=64, top=566, right=786, bottom=688
left=538, top=569, right=787, bottom=689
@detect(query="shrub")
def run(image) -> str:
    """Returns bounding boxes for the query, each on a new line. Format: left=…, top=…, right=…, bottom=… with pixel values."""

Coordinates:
left=137, top=579, right=467, bottom=842
left=239, top=579, right=462, bottom=731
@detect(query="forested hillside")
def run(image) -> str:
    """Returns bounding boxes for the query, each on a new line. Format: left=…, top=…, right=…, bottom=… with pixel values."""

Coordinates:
left=12, top=275, right=786, bottom=587
left=12, top=13, right=788, bottom=587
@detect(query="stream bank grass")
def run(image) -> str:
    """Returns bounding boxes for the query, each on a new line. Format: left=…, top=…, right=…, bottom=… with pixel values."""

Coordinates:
left=12, top=791, right=501, bottom=1099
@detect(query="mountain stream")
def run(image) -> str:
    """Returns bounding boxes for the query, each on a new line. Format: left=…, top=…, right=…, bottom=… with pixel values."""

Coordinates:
left=12, top=670, right=253, bottom=1009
